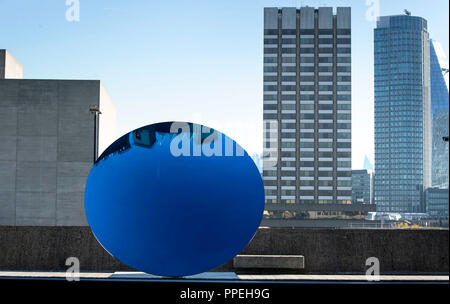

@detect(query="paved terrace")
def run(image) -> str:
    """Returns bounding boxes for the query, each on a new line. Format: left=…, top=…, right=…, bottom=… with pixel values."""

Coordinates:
left=0, top=271, right=448, bottom=283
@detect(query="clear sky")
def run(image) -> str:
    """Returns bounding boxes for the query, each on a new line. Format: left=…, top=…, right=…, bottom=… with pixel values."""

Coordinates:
left=0, top=0, right=448, bottom=169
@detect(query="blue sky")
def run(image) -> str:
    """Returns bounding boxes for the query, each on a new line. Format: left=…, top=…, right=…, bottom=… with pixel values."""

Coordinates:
left=0, top=0, right=448, bottom=168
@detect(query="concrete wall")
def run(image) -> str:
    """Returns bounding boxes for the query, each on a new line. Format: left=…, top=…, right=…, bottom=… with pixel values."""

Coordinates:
left=337, top=7, right=351, bottom=29
left=318, top=7, right=333, bottom=29
left=0, top=79, right=116, bottom=226
left=299, top=7, right=314, bottom=29
left=0, top=226, right=131, bottom=271
left=98, top=82, right=117, bottom=155
left=0, top=50, right=23, bottom=79
left=0, top=226, right=447, bottom=274
left=236, top=227, right=448, bottom=274
left=263, top=8, right=278, bottom=29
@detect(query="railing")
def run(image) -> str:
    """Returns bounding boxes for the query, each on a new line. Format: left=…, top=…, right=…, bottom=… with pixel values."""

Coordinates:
left=348, top=222, right=395, bottom=229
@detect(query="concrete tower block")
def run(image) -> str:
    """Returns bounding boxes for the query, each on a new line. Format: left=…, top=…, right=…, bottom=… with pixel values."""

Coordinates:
left=0, top=50, right=23, bottom=79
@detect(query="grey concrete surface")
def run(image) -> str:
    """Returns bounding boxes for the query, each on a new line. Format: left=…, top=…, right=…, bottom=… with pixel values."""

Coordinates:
left=0, top=227, right=447, bottom=274
left=0, top=50, right=23, bottom=79
left=109, top=272, right=240, bottom=280
left=0, top=78, right=116, bottom=226
left=233, top=255, right=305, bottom=269
left=0, top=51, right=116, bottom=226
left=1, top=271, right=447, bottom=281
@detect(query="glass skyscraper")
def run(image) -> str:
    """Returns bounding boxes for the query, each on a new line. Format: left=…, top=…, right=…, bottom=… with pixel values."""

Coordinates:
left=425, top=187, right=449, bottom=217
left=263, top=7, right=362, bottom=224
left=352, top=169, right=371, bottom=204
left=374, top=14, right=431, bottom=213
left=430, top=40, right=449, bottom=189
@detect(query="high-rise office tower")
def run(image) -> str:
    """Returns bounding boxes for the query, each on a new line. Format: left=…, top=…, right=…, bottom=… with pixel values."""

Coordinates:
left=430, top=40, right=449, bottom=189
left=424, top=187, right=449, bottom=217
left=374, top=14, right=431, bottom=212
left=263, top=7, right=354, bottom=223
left=352, top=169, right=371, bottom=204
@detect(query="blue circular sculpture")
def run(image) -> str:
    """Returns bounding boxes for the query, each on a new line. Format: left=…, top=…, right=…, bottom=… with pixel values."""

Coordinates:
left=84, top=122, right=265, bottom=277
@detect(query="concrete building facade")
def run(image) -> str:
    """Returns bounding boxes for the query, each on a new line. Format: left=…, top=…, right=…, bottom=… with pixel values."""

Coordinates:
left=0, top=50, right=116, bottom=226
left=429, top=40, right=449, bottom=189
left=262, top=7, right=365, bottom=225
left=0, top=50, right=23, bottom=79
